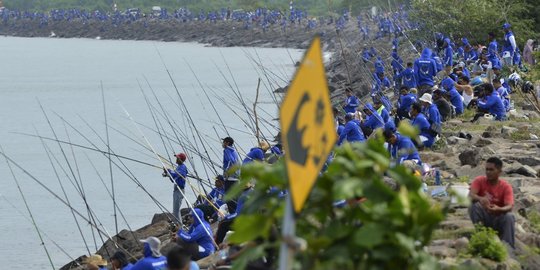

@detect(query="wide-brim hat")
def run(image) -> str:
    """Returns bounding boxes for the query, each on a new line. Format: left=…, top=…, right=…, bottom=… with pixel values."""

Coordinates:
left=419, top=93, right=433, bottom=104
left=83, top=254, right=108, bottom=266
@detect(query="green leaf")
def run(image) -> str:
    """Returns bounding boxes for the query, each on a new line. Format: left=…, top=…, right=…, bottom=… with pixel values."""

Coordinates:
left=353, top=223, right=384, bottom=248
left=229, top=214, right=271, bottom=243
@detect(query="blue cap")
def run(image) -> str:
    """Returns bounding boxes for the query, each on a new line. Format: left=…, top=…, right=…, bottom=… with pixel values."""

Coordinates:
left=502, top=23, right=511, bottom=29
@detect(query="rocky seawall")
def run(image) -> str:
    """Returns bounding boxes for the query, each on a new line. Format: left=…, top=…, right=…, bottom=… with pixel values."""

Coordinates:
left=0, top=19, right=342, bottom=50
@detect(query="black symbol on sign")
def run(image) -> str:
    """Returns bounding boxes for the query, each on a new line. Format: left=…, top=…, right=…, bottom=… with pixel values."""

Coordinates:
left=287, top=92, right=310, bottom=166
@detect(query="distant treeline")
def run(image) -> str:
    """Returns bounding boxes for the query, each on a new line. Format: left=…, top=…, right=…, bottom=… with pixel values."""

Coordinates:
left=2, top=0, right=402, bottom=15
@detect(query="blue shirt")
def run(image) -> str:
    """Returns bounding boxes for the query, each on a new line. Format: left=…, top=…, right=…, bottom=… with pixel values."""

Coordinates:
left=411, top=113, right=435, bottom=147
left=414, top=48, right=437, bottom=87
left=167, top=163, right=188, bottom=189
left=478, top=92, right=506, bottom=120
left=223, top=146, right=240, bottom=177
left=178, top=209, right=215, bottom=258
left=131, top=256, right=167, bottom=270
left=338, top=120, right=365, bottom=145
left=389, top=134, right=421, bottom=164
left=448, top=88, right=464, bottom=115
left=243, top=147, right=264, bottom=164
left=344, top=96, right=360, bottom=113
left=206, top=187, right=225, bottom=207
left=401, top=68, right=417, bottom=89
left=398, top=93, right=416, bottom=112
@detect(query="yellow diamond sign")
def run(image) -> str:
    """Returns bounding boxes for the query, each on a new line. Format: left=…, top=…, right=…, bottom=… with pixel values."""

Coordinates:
left=280, top=36, right=336, bottom=213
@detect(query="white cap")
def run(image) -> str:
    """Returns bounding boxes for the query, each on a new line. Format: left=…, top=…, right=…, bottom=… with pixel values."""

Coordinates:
left=140, top=236, right=162, bottom=257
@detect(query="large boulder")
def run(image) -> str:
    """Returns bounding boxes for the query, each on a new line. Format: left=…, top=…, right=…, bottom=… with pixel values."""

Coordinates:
left=459, top=149, right=482, bottom=167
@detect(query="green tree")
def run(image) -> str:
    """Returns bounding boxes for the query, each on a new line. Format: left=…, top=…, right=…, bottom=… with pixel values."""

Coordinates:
left=409, top=0, right=538, bottom=46
left=227, top=124, right=448, bottom=269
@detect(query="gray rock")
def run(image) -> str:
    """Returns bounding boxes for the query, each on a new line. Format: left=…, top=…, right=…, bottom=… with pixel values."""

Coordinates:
left=475, top=138, right=493, bottom=147
left=501, top=126, right=519, bottom=138
left=459, top=149, right=481, bottom=167
left=447, top=136, right=469, bottom=145
left=426, top=245, right=457, bottom=258
left=507, top=165, right=538, bottom=177
left=515, top=157, right=540, bottom=167
left=453, top=237, right=469, bottom=252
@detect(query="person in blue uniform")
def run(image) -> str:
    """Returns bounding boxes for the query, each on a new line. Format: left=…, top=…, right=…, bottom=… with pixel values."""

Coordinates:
left=343, top=88, right=360, bottom=113
left=414, top=48, right=438, bottom=96
left=131, top=237, right=168, bottom=270
left=338, top=113, right=365, bottom=145
left=163, top=153, right=188, bottom=224
left=441, top=77, right=464, bottom=115
left=176, top=208, right=215, bottom=260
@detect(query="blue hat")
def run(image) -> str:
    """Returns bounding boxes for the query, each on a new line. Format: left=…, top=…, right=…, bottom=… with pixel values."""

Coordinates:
left=461, top=38, right=469, bottom=46
left=502, top=23, right=511, bottom=29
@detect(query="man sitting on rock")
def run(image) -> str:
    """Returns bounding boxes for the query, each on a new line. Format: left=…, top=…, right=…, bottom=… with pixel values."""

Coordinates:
left=469, top=157, right=515, bottom=248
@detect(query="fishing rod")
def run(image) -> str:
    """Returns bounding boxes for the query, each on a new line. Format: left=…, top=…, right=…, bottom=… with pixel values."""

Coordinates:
left=84, top=153, right=139, bottom=243
left=36, top=103, right=93, bottom=256
left=154, top=46, right=219, bottom=185
left=28, top=124, right=176, bottom=221
left=0, top=150, right=138, bottom=260
left=138, top=81, right=212, bottom=195
left=1, top=145, right=55, bottom=270
left=184, top=62, right=230, bottom=137
left=62, top=122, right=102, bottom=253
left=101, top=82, right=119, bottom=236
left=0, top=193, right=78, bottom=265
left=42, top=118, right=176, bottom=231
left=118, top=101, right=219, bottom=249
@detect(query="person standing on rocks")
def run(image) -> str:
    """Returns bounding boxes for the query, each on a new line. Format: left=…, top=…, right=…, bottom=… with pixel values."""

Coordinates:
left=163, top=153, right=188, bottom=224
left=222, top=137, right=241, bottom=192
left=469, top=157, right=515, bottom=248
left=414, top=48, right=438, bottom=96
left=343, top=88, right=360, bottom=114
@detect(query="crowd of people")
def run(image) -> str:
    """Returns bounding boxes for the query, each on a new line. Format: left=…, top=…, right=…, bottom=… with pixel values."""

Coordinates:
left=44, top=3, right=537, bottom=268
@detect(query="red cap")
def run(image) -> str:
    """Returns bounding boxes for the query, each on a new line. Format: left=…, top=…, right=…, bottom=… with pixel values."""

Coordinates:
left=175, top=153, right=187, bottom=161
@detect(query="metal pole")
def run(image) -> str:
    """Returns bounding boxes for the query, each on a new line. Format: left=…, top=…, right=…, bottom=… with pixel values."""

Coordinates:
left=278, top=194, right=296, bottom=270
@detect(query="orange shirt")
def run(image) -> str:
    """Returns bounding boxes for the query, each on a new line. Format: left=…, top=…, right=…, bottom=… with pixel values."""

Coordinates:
left=470, top=176, right=514, bottom=207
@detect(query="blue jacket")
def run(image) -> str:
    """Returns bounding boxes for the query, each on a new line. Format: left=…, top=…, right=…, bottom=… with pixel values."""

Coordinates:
left=167, top=163, right=188, bottom=189
left=411, top=113, right=435, bottom=147
left=223, top=146, right=240, bottom=177
left=131, top=245, right=167, bottom=270
left=377, top=106, right=390, bottom=123
left=389, top=134, right=421, bottom=164
left=338, top=120, right=365, bottom=145
left=489, top=40, right=498, bottom=55
left=496, top=86, right=510, bottom=111
left=478, top=92, right=506, bottom=120
left=414, top=48, right=437, bottom=87
left=398, top=93, right=416, bottom=112
left=178, top=208, right=215, bottom=258
left=423, top=104, right=442, bottom=126
left=464, top=49, right=478, bottom=63
left=375, top=57, right=385, bottom=74
left=432, top=53, right=443, bottom=73
left=344, top=95, right=359, bottom=113
left=503, top=31, right=515, bottom=53
left=401, top=67, right=417, bottom=89
left=391, top=51, right=404, bottom=74
left=362, top=104, right=384, bottom=130
left=225, top=188, right=252, bottom=220
left=441, top=78, right=463, bottom=115
left=243, top=147, right=264, bottom=164
left=207, top=187, right=225, bottom=207
left=443, top=38, right=453, bottom=67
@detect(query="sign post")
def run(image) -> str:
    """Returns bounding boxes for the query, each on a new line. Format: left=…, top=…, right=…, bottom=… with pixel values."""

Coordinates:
left=278, top=36, right=336, bottom=270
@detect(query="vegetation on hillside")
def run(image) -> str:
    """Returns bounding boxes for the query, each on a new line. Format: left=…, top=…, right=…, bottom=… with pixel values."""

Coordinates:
left=227, top=124, right=449, bottom=269
left=409, top=0, right=540, bottom=45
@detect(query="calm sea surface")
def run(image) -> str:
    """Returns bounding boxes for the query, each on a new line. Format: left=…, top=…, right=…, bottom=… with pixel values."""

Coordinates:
left=0, top=36, right=302, bottom=269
